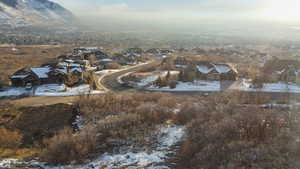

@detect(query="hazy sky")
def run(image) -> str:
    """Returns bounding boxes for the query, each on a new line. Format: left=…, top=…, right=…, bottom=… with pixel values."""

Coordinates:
left=52, top=0, right=300, bottom=24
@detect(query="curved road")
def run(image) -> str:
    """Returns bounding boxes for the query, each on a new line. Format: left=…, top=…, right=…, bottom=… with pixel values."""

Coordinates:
left=98, top=61, right=161, bottom=92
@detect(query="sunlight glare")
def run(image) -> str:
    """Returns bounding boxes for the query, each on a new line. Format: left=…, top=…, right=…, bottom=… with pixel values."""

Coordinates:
left=261, top=0, right=300, bottom=21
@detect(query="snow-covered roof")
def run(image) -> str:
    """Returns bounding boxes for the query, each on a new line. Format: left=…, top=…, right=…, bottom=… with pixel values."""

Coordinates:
left=10, top=74, right=29, bottom=79
left=100, top=58, right=113, bottom=62
left=196, top=63, right=234, bottom=74
left=57, top=62, right=69, bottom=67
left=214, top=64, right=232, bottom=73
left=276, top=69, right=285, bottom=75
left=196, top=65, right=214, bottom=74
left=71, top=67, right=82, bottom=73
left=69, top=63, right=81, bottom=67
left=65, top=59, right=75, bottom=63
left=30, top=67, right=51, bottom=78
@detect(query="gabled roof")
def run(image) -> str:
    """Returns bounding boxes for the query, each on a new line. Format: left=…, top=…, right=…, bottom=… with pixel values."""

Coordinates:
left=214, top=64, right=232, bottom=73
left=196, top=64, right=215, bottom=74
left=30, top=67, right=51, bottom=79
left=196, top=62, right=235, bottom=74
left=10, top=74, right=30, bottom=79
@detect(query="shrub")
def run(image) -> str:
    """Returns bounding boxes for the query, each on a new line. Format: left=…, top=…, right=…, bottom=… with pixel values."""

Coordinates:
left=105, top=62, right=121, bottom=69
left=173, top=103, right=206, bottom=125
left=178, top=108, right=300, bottom=169
left=0, top=128, right=23, bottom=149
left=169, top=80, right=177, bottom=89
left=42, top=126, right=97, bottom=165
left=135, top=103, right=171, bottom=124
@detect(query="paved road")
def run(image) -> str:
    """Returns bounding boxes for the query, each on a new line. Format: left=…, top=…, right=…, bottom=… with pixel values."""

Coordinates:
left=98, top=61, right=161, bottom=92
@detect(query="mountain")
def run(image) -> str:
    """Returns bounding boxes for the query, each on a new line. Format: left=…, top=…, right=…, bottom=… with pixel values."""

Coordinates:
left=0, top=0, right=75, bottom=27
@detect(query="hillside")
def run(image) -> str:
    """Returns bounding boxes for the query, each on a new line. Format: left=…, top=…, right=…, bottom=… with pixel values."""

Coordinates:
left=0, top=0, right=74, bottom=27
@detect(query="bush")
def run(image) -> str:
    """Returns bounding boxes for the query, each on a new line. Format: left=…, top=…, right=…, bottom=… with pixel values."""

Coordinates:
left=173, top=103, right=206, bottom=125
left=42, top=126, right=97, bottom=165
left=105, top=62, right=121, bottom=69
left=0, top=128, right=23, bottom=149
left=169, top=80, right=177, bottom=89
left=135, top=103, right=171, bottom=124
left=178, top=108, right=300, bottom=169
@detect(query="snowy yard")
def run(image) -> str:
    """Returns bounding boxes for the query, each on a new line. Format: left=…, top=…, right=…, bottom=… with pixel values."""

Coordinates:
left=147, top=80, right=221, bottom=92
left=135, top=75, right=159, bottom=87
left=34, top=84, right=104, bottom=97
left=0, top=87, right=30, bottom=98
left=0, top=125, right=185, bottom=169
left=0, top=84, right=104, bottom=98
left=239, top=80, right=300, bottom=93
left=121, top=71, right=179, bottom=88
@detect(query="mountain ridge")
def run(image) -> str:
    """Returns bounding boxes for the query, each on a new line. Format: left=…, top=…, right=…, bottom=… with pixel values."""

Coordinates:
left=0, top=0, right=75, bottom=27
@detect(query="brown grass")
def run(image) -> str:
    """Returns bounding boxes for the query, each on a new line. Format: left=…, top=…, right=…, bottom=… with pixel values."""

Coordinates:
left=42, top=126, right=97, bottom=165
left=0, top=128, right=23, bottom=149
left=177, top=106, right=300, bottom=169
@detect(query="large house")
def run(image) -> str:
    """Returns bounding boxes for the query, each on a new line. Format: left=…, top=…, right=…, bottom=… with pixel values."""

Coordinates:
left=174, top=57, right=189, bottom=68
left=179, top=61, right=238, bottom=81
left=195, top=62, right=237, bottom=81
left=10, top=66, right=65, bottom=87
left=10, top=63, right=83, bottom=87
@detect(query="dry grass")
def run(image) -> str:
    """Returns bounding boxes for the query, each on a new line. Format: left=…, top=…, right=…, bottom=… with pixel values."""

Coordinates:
left=42, top=126, right=98, bottom=165
left=0, top=103, right=74, bottom=159
left=176, top=105, right=300, bottom=169
left=0, top=128, right=23, bottom=149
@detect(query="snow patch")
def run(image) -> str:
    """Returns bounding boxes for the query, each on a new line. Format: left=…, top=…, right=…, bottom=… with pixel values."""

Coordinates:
left=34, top=84, right=105, bottom=97
left=239, top=80, right=300, bottom=93
left=0, top=87, right=29, bottom=98
left=147, top=80, right=221, bottom=92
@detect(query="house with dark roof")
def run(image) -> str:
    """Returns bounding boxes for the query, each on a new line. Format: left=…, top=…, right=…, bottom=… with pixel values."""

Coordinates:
left=10, top=66, right=66, bottom=87
left=195, top=63, right=237, bottom=81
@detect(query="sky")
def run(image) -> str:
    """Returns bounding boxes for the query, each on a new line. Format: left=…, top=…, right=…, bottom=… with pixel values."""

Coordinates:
left=52, top=0, right=300, bottom=26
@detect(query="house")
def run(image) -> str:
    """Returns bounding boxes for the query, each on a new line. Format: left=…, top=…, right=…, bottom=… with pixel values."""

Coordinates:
left=10, top=66, right=66, bottom=87
left=10, top=62, right=84, bottom=87
left=146, top=48, right=160, bottom=55
left=127, top=48, right=143, bottom=54
left=83, top=50, right=108, bottom=61
left=160, top=49, right=173, bottom=55
left=194, top=62, right=237, bottom=81
left=73, top=47, right=98, bottom=56
left=174, top=57, right=189, bottom=68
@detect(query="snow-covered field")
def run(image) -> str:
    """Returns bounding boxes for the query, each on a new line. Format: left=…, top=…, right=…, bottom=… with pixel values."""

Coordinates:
left=0, top=87, right=30, bottom=98
left=135, top=75, right=159, bottom=87
left=34, top=84, right=104, bottom=97
left=0, top=125, right=185, bottom=169
left=120, top=71, right=179, bottom=88
left=0, top=84, right=104, bottom=98
left=147, top=80, right=221, bottom=92
left=239, top=80, right=300, bottom=93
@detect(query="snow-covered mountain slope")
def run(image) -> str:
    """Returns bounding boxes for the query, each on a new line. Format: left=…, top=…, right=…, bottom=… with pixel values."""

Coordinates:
left=0, top=0, right=75, bottom=27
